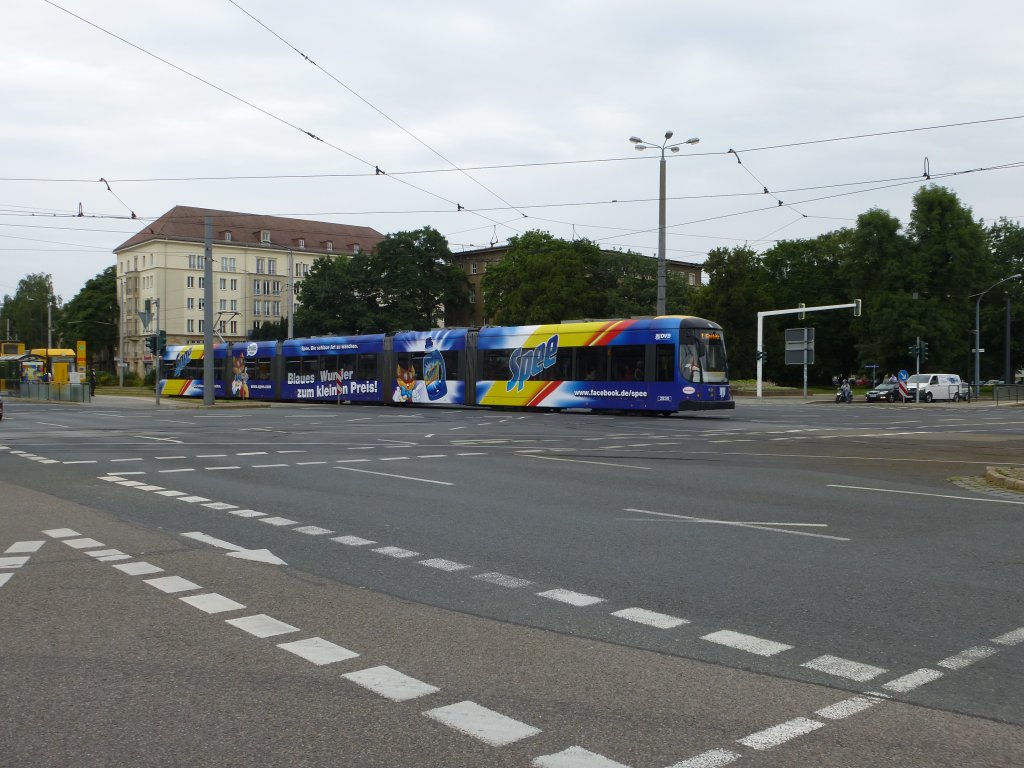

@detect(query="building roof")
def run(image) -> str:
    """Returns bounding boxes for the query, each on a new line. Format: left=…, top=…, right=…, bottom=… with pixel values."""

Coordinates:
left=114, top=205, right=384, bottom=255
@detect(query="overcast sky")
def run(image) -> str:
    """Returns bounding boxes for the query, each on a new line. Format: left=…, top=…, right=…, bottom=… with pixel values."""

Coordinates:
left=4, top=1, right=1023, bottom=304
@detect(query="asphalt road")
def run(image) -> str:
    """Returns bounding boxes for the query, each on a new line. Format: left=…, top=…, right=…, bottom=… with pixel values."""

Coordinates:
left=2, top=394, right=1022, bottom=767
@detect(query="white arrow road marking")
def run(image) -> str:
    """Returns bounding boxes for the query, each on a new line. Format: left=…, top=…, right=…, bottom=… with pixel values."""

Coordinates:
left=181, top=532, right=286, bottom=565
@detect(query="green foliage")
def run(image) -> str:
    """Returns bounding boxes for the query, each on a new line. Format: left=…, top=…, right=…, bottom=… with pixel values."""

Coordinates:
left=480, top=232, right=690, bottom=325
left=294, top=227, right=469, bottom=335
left=0, top=273, right=59, bottom=349
left=56, top=265, right=118, bottom=367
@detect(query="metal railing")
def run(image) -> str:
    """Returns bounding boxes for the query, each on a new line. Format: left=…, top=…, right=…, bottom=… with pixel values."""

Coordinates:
left=993, top=384, right=1024, bottom=405
left=12, top=382, right=91, bottom=403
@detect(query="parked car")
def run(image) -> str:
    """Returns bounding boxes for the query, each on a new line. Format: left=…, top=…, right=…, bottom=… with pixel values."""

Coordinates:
left=865, top=382, right=904, bottom=403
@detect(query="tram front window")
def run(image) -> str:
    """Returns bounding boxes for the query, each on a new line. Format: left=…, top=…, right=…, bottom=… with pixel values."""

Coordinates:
left=682, top=330, right=728, bottom=384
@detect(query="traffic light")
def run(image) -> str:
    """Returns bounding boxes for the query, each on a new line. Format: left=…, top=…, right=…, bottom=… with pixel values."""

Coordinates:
left=907, top=342, right=918, bottom=357
left=156, top=330, right=167, bottom=355
left=755, top=349, right=767, bottom=361
left=853, top=298, right=862, bottom=317
left=920, top=340, right=928, bottom=361
left=145, top=334, right=157, bottom=354
left=798, top=302, right=806, bottom=320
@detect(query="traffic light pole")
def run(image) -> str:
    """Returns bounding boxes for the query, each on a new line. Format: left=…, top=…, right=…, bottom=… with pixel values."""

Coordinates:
left=153, top=299, right=161, bottom=406
left=756, top=300, right=862, bottom=399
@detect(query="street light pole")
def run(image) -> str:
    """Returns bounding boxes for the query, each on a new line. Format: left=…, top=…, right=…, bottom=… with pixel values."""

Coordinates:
left=972, top=273, right=1022, bottom=397
left=629, top=131, right=700, bottom=316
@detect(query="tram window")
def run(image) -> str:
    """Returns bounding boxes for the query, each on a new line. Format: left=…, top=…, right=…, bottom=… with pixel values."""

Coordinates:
left=576, top=347, right=607, bottom=381
left=681, top=342, right=700, bottom=382
left=537, top=346, right=573, bottom=381
left=355, top=353, right=378, bottom=379
left=482, top=349, right=511, bottom=380
left=610, top=345, right=644, bottom=382
left=440, top=350, right=460, bottom=380
left=655, top=344, right=675, bottom=382
left=245, top=356, right=272, bottom=380
left=395, top=352, right=419, bottom=380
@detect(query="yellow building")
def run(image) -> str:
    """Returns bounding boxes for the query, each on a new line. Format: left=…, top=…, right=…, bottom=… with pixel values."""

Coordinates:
left=113, top=206, right=383, bottom=375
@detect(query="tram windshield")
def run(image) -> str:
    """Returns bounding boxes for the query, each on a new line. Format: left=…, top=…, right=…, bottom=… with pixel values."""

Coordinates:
left=681, top=329, right=728, bottom=383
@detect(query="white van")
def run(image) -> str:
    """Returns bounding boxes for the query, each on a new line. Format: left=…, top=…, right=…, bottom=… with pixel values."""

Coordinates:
left=905, top=373, right=969, bottom=402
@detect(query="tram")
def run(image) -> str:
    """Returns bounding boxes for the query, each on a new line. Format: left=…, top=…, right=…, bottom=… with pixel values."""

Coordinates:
left=159, top=316, right=734, bottom=413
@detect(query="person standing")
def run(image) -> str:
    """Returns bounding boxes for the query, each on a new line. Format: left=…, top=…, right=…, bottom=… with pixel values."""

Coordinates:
left=89, top=368, right=97, bottom=396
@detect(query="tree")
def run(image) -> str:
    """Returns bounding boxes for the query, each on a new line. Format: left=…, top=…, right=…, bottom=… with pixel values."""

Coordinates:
left=55, top=265, right=118, bottom=370
left=0, top=273, right=60, bottom=349
left=294, top=227, right=469, bottom=335
left=691, top=246, right=768, bottom=379
left=984, top=218, right=1024, bottom=380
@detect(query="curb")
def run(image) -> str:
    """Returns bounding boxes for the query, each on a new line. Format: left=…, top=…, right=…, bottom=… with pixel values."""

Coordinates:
left=985, top=466, right=1024, bottom=492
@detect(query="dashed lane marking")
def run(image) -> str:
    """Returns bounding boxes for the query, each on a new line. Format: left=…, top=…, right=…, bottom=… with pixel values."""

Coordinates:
left=259, top=517, right=298, bottom=526
left=418, top=558, right=472, bottom=572
left=814, top=696, right=883, bottom=720
left=5, top=541, right=44, bottom=554
left=112, top=561, right=163, bottom=576
left=277, top=637, right=359, bottom=665
left=800, top=655, right=886, bottom=682
left=225, top=614, right=300, bottom=638
left=373, top=546, right=420, bottom=559
left=665, top=748, right=741, bottom=767
left=736, top=717, right=824, bottom=750
left=473, top=572, right=532, bottom=588
left=341, top=665, right=440, bottom=702
left=293, top=526, right=334, bottom=536
left=537, top=588, right=605, bottom=607
left=611, top=607, right=689, bottom=629
left=702, top=630, right=793, bottom=657
left=533, top=746, right=632, bottom=767
left=143, top=575, right=202, bottom=594
left=179, top=593, right=247, bottom=614
left=992, top=627, right=1024, bottom=645
left=881, top=668, right=943, bottom=693
left=937, top=645, right=998, bottom=670
left=423, top=700, right=541, bottom=747
left=331, top=535, right=376, bottom=546
left=63, top=537, right=104, bottom=549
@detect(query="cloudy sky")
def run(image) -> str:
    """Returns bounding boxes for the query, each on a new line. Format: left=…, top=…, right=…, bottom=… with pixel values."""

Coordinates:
left=4, top=1, right=1023, bottom=304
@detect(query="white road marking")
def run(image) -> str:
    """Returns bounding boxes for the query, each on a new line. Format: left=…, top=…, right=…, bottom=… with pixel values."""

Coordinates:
left=380, top=456, right=409, bottom=461
left=134, top=485, right=164, bottom=491
left=332, top=535, right=376, bottom=546
left=533, top=745, right=632, bottom=767
left=97, top=554, right=131, bottom=562
left=155, top=490, right=188, bottom=497
left=611, top=607, right=689, bottom=629
left=181, top=532, right=246, bottom=552
left=423, top=700, right=541, bottom=747
left=373, top=546, right=420, bottom=558
left=111, top=458, right=143, bottom=462
left=938, top=645, right=998, bottom=669
left=456, top=452, right=487, bottom=456
left=258, top=516, right=297, bottom=526
left=801, top=655, right=887, bottom=682
left=155, top=455, right=187, bottom=460
left=206, top=466, right=241, bottom=471
left=99, top=475, right=127, bottom=481
left=144, top=575, right=202, bottom=594
left=737, top=717, right=824, bottom=750
left=522, top=454, right=651, bottom=470
left=342, top=665, right=440, bottom=701
left=417, top=454, right=446, bottom=459
left=35, top=421, right=68, bottom=428
left=115, top=480, right=148, bottom=487
left=5, top=541, right=44, bottom=554
left=537, top=588, right=605, bottom=607
left=992, top=627, right=1024, bottom=646
left=196, top=454, right=227, bottom=458
left=625, top=509, right=849, bottom=541
left=335, top=459, right=372, bottom=463
left=0, top=556, right=29, bottom=568
left=179, top=593, right=247, bottom=614
left=276, top=450, right=306, bottom=454
left=0, top=573, right=13, bottom=588
left=828, top=484, right=1024, bottom=506
left=177, top=495, right=210, bottom=503
left=63, top=537, right=105, bottom=549
left=702, top=630, right=793, bottom=657
left=112, top=561, right=164, bottom=576
left=62, top=460, right=97, bottom=464
left=882, top=668, right=943, bottom=693
left=236, top=451, right=268, bottom=456
left=159, top=468, right=196, bottom=473
left=296, top=461, right=328, bottom=465
left=277, top=637, right=359, bottom=665
left=815, top=696, right=884, bottom=720
left=202, top=502, right=238, bottom=510
left=85, top=549, right=125, bottom=559
left=225, top=614, right=300, bottom=638
left=667, top=749, right=741, bottom=767
left=252, top=463, right=288, bottom=468
left=474, top=572, right=532, bottom=588
left=418, top=558, right=472, bottom=572
left=42, top=528, right=80, bottom=538
left=293, top=526, right=334, bottom=536
left=335, top=466, right=454, bottom=485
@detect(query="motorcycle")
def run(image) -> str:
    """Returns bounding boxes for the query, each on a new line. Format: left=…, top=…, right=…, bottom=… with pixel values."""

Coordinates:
left=835, top=384, right=852, bottom=403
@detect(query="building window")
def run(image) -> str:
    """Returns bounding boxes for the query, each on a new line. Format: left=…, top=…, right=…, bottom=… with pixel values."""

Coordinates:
left=186, top=276, right=195, bottom=288
left=220, top=257, right=236, bottom=272
left=230, top=278, right=237, bottom=290
left=187, top=319, right=194, bottom=333
left=186, top=297, right=195, bottom=310
left=351, top=243, right=360, bottom=254
left=263, top=300, right=271, bottom=316
left=219, top=278, right=227, bottom=290
left=688, top=272, right=696, bottom=285
left=253, top=302, right=261, bottom=316
left=219, top=321, right=226, bottom=333
left=471, top=262, right=478, bottom=275
left=198, top=299, right=205, bottom=311
left=253, top=279, right=261, bottom=296
left=268, top=259, right=277, bottom=275
left=325, top=241, right=333, bottom=251
left=230, top=299, right=237, bottom=311
left=219, top=299, right=227, bottom=311
left=272, top=281, right=281, bottom=296
left=256, top=258, right=266, bottom=274
left=198, top=320, right=204, bottom=332
left=188, top=254, right=200, bottom=269
left=469, top=291, right=476, bottom=304
left=198, top=277, right=205, bottom=289
left=230, top=321, right=238, bottom=334
left=222, top=231, right=232, bottom=241
left=298, top=238, right=305, bottom=248
left=272, top=301, right=280, bottom=316
left=261, top=230, right=271, bottom=244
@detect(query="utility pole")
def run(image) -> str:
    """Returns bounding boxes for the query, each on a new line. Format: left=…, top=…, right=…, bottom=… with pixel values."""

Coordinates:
left=153, top=299, right=161, bottom=406
left=203, top=217, right=215, bottom=406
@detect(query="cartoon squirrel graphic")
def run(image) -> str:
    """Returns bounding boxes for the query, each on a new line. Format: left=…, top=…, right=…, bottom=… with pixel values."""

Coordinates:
left=394, top=363, right=416, bottom=402
left=231, top=352, right=250, bottom=399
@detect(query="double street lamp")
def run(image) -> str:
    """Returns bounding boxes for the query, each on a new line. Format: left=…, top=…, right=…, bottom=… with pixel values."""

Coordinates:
left=972, top=273, right=1022, bottom=396
left=629, top=131, right=700, bottom=316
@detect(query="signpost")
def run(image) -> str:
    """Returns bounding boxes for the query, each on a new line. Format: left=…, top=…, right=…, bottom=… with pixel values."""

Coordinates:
left=784, top=328, right=815, bottom=397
